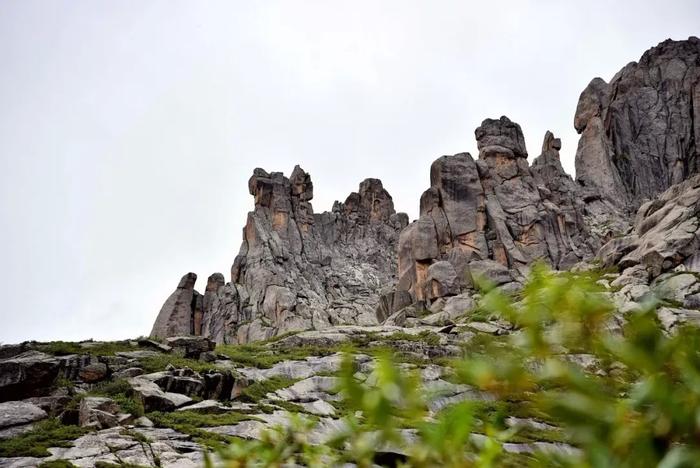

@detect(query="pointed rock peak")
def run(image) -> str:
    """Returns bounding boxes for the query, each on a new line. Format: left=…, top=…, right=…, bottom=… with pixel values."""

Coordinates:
left=532, top=131, right=565, bottom=173
left=358, top=178, right=390, bottom=199
left=574, top=36, right=700, bottom=210
left=573, top=77, right=610, bottom=133
left=206, top=273, right=225, bottom=292
left=541, top=131, right=562, bottom=154
left=290, top=165, right=313, bottom=201
left=177, top=272, right=197, bottom=289
left=246, top=166, right=315, bottom=216
left=343, top=178, right=396, bottom=223
left=150, top=272, right=199, bottom=339
left=475, top=116, right=528, bottom=158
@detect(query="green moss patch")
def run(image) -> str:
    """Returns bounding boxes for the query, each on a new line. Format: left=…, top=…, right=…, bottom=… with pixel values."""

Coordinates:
left=147, top=410, right=258, bottom=450
left=239, top=376, right=297, bottom=403
left=37, top=461, right=79, bottom=468
left=138, top=354, right=216, bottom=374
left=0, top=419, right=88, bottom=458
left=34, top=340, right=136, bottom=356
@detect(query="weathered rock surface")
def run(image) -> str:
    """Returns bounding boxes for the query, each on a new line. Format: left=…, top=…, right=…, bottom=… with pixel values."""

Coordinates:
left=575, top=37, right=700, bottom=214
left=0, top=401, right=47, bottom=439
left=143, top=37, right=699, bottom=346
left=1, top=426, right=205, bottom=468
left=79, top=397, right=130, bottom=430
left=165, top=336, right=215, bottom=359
left=0, top=351, right=61, bottom=402
left=152, top=167, right=408, bottom=343
left=598, top=174, right=700, bottom=278
left=128, top=376, right=193, bottom=412
left=397, top=117, right=596, bottom=305
left=78, top=362, right=108, bottom=383
left=237, top=353, right=346, bottom=382
left=150, top=273, right=200, bottom=338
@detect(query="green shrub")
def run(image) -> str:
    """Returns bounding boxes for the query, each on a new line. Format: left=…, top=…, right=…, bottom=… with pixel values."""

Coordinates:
left=382, top=330, right=442, bottom=346
left=210, top=264, right=700, bottom=467
left=37, top=461, right=79, bottom=468
left=217, top=343, right=340, bottom=369
left=94, top=462, right=150, bottom=468
left=139, top=354, right=216, bottom=373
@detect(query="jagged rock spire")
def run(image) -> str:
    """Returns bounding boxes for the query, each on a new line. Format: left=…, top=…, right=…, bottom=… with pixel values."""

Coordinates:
left=152, top=167, right=408, bottom=343
left=150, top=272, right=200, bottom=339
left=397, top=117, right=596, bottom=304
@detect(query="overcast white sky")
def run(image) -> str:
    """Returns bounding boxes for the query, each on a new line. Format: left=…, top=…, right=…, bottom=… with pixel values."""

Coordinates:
left=1, top=1, right=698, bottom=343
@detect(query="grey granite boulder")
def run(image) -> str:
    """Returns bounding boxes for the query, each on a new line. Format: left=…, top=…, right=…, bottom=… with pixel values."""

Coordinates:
left=0, top=401, right=47, bottom=439
left=165, top=336, right=215, bottom=359
left=128, top=376, right=193, bottom=412
left=598, top=174, right=700, bottom=278
left=0, top=351, right=61, bottom=402
left=79, top=397, right=131, bottom=429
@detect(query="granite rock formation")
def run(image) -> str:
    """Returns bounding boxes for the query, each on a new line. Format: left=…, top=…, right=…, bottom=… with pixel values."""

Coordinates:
left=574, top=37, right=700, bottom=217
left=152, top=167, right=408, bottom=344
left=150, top=37, right=700, bottom=343
left=150, top=273, right=200, bottom=338
left=396, top=117, right=597, bottom=304
left=598, top=173, right=700, bottom=277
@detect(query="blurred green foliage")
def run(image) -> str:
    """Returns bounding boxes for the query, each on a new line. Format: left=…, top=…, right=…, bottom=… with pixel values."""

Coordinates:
left=210, top=264, right=700, bottom=467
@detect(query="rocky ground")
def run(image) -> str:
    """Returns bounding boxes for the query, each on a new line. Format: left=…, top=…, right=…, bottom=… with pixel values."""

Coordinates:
left=2, top=262, right=700, bottom=467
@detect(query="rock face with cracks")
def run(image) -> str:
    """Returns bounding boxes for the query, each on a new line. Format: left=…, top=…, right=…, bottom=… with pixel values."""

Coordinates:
left=397, top=117, right=597, bottom=305
left=150, top=37, right=700, bottom=342
left=152, top=167, right=408, bottom=344
left=574, top=37, right=700, bottom=223
left=597, top=173, right=700, bottom=277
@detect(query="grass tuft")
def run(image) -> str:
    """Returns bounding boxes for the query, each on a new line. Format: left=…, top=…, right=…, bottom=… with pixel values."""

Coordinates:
left=0, top=419, right=88, bottom=458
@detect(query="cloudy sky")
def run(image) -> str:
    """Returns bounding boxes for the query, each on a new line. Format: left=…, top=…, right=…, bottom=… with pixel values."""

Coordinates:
left=1, top=1, right=698, bottom=343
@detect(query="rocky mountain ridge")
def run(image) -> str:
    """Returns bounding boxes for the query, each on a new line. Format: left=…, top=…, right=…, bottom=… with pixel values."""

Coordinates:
left=151, top=36, right=700, bottom=345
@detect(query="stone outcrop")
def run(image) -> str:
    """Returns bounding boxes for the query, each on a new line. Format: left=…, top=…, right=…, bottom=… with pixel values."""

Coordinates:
left=0, top=401, right=47, bottom=439
left=79, top=397, right=132, bottom=430
left=0, top=351, right=62, bottom=402
left=598, top=173, right=700, bottom=277
left=574, top=37, right=700, bottom=216
left=153, top=166, right=408, bottom=343
left=150, top=273, right=200, bottom=338
left=397, top=117, right=596, bottom=304
left=149, top=37, right=700, bottom=343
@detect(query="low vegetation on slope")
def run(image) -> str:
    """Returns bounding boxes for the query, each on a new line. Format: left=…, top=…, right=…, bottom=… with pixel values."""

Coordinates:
left=2, top=265, right=700, bottom=467
left=210, top=265, right=700, bottom=467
